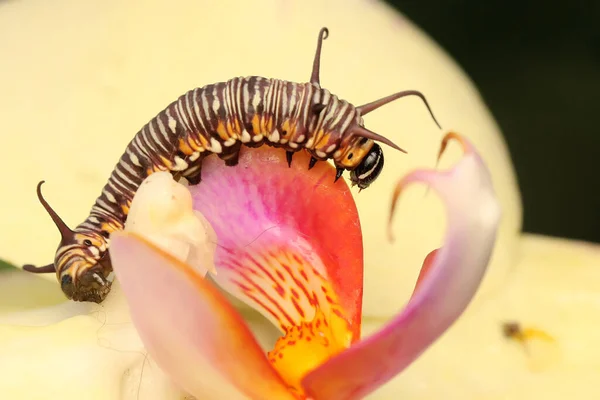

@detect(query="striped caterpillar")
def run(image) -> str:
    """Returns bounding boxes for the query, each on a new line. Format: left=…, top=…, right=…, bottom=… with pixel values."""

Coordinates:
left=23, top=27, right=440, bottom=303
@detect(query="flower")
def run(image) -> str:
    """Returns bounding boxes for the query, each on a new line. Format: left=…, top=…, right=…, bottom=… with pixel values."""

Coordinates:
left=0, top=129, right=500, bottom=399
left=104, top=132, right=499, bottom=399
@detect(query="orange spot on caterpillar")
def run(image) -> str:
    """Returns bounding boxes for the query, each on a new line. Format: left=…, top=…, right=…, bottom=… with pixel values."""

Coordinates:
left=160, top=156, right=172, bottom=169
left=178, top=138, right=195, bottom=154
left=251, top=115, right=261, bottom=138
left=281, top=120, right=292, bottom=138
left=314, top=130, right=329, bottom=147
left=100, top=222, right=118, bottom=233
left=196, top=133, right=209, bottom=148
left=216, top=121, right=229, bottom=141
left=233, top=118, right=242, bottom=135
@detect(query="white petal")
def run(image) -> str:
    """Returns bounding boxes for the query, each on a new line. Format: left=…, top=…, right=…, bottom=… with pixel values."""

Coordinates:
left=0, top=281, right=189, bottom=400
left=125, top=171, right=217, bottom=276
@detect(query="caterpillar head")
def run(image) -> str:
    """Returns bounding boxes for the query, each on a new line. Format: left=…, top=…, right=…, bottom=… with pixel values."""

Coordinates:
left=22, top=181, right=114, bottom=303
left=329, top=132, right=384, bottom=190
left=308, top=27, right=442, bottom=190
left=349, top=142, right=384, bottom=190
left=56, top=230, right=113, bottom=303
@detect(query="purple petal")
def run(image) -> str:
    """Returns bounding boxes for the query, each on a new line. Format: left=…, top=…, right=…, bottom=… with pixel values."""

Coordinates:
left=301, top=132, right=502, bottom=400
left=188, top=146, right=364, bottom=340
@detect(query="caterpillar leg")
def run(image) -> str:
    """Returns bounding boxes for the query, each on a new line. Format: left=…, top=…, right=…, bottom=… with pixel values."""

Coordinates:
left=224, top=152, right=240, bottom=166
left=218, top=142, right=242, bottom=167
left=286, top=151, right=294, bottom=167
left=335, top=167, right=344, bottom=183
left=308, top=156, right=318, bottom=170
left=182, top=163, right=203, bottom=185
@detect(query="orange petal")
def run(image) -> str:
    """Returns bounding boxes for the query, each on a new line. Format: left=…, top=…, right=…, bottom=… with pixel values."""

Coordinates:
left=109, top=232, right=297, bottom=400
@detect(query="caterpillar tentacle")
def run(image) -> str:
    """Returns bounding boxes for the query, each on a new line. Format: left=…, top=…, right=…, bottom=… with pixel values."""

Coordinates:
left=24, top=27, right=441, bottom=303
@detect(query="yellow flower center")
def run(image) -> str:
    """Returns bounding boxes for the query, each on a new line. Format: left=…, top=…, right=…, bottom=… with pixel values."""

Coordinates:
left=267, top=305, right=352, bottom=394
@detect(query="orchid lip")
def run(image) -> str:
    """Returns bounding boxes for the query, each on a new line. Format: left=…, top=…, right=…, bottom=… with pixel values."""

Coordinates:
left=109, top=134, right=500, bottom=399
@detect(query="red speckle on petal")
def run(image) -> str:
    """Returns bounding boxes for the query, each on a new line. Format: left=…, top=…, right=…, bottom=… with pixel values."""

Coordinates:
left=240, top=278, right=295, bottom=327
left=332, top=308, right=345, bottom=320
left=300, top=270, right=309, bottom=281
left=276, top=270, right=285, bottom=281
left=292, top=298, right=306, bottom=318
left=274, top=284, right=286, bottom=298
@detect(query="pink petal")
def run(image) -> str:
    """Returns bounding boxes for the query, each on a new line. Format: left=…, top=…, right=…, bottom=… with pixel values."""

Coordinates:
left=302, top=132, right=502, bottom=400
left=188, top=146, right=363, bottom=339
left=109, top=232, right=297, bottom=400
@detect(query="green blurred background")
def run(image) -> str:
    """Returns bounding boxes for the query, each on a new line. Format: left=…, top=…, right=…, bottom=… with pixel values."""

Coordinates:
left=385, top=0, right=600, bottom=243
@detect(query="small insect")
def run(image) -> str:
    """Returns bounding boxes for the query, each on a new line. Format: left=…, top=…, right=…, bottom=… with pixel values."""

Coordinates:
left=503, top=322, right=555, bottom=342
left=23, top=27, right=441, bottom=303
left=502, top=321, right=556, bottom=353
left=502, top=321, right=559, bottom=371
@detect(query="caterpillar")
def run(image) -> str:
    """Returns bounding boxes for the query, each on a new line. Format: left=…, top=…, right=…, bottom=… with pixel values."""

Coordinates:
left=23, top=27, right=441, bottom=303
